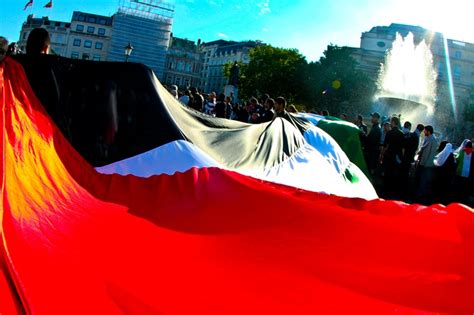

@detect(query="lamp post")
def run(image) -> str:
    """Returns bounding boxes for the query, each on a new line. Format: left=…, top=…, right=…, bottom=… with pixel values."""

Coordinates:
left=124, top=42, right=133, bottom=62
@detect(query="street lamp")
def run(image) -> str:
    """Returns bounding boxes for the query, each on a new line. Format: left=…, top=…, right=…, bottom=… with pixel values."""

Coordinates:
left=124, top=42, right=133, bottom=62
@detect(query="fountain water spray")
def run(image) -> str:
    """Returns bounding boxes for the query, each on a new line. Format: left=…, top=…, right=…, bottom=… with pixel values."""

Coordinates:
left=375, top=32, right=437, bottom=123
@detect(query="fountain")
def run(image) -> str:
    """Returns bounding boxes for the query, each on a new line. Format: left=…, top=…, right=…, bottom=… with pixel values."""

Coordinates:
left=375, top=32, right=437, bottom=123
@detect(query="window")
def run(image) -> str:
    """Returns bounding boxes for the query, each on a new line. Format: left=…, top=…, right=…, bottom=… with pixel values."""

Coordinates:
left=99, top=18, right=107, bottom=25
left=71, top=52, right=79, bottom=59
left=454, top=51, right=462, bottom=59
left=453, top=65, right=461, bottom=80
left=87, top=16, right=96, bottom=23
left=95, top=42, right=103, bottom=50
left=73, top=38, right=81, bottom=46
left=92, top=55, right=101, bottom=61
left=87, top=26, right=95, bottom=34
left=166, top=76, right=172, bottom=84
left=175, top=77, right=181, bottom=86
left=76, top=24, right=84, bottom=32
left=84, top=40, right=92, bottom=48
left=82, top=53, right=90, bottom=60
left=98, top=28, right=106, bottom=36
left=377, top=41, right=386, bottom=48
left=23, top=32, right=28, bottom=40
left=78, top=15, right=85, bottom=22
left=56, top=34, right=64, bottom=44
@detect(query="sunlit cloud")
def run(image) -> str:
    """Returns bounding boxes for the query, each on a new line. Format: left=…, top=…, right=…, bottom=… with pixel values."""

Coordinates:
left=217, top=33, right=229, bottom=38
left=257, top=0, right=270, bottom=15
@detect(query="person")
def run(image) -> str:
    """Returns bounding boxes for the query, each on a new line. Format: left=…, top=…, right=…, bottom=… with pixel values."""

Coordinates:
left=416, top=125, right=438, bottom=204
left=433, top=141, right=456, bottom=204
left=365, top=112, right=382, bottom=176
left=179, top=89, right=190, bottom=106
left=0, top=36, right=8, bottom=62
left=355, top=114, right=368, bottom=135
left=169, top=85, right=178, bottom=99
left=224, top=96, right=233, bottom=119
left=22, top=28, right=65, bottom=127
left=204, top=92, right=216, bottom=115
left=274, top=97, right=287, bottom=118
left=214, top=93, right=227, bottom=118
left=260, top=98, right=275, bottom=122
left=26, top=27, right=51, bottom=55
left=189, top=87, right=204, bottom=112
left=380, top=116, right=404, bottom=199
left=454, top=139, right=473, bottom=205
left=247, top=97, right=263, bottom=123
left=400, top=121, right=419, bottom=193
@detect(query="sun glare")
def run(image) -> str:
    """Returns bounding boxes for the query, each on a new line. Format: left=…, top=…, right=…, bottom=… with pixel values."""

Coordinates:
left=388, top=0, right=474, bottom=43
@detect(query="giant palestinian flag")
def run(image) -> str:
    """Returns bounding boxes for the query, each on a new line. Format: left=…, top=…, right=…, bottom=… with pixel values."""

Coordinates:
left=1, top=56, right=474, bottom=314
left=13, top=54, right=374, bottom=199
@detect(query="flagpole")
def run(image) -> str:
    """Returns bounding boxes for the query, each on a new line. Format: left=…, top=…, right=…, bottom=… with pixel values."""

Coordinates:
left=29, top=1, right=34, bottom=15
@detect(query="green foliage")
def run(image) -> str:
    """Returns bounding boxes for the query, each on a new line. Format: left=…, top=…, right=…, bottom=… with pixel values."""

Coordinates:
left=238, top=45, right=307, bottom=103
left=305, top=45, right=376, bottom=116
left=227, top=44, right=376, bottom=114
left=464, top=87, right=474, bottom=122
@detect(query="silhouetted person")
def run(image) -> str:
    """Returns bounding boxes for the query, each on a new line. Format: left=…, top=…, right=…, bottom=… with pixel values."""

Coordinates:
left=365, top=112, right=381, bottom=176
left=416, top=125, right=438, bottom=204
left=26, top=27, right=51, bottom=55
left=380, top=116, right=404, bottom=199
left=214, top=93, right=227, bottom=118
left=20, top=28, right=63, bottom=129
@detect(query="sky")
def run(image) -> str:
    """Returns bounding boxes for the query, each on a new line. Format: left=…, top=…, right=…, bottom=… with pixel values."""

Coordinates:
left=1, top=0, right=474, bottom=61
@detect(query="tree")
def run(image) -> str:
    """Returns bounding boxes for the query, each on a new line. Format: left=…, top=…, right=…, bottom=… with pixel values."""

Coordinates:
left=305, top=45, right=376, bottom=116
left=235, top=45, right=308, bottom=103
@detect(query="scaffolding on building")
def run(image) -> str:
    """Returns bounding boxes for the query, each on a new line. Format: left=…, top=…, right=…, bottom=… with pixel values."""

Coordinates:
left=118, top=0, right=175, bottom=25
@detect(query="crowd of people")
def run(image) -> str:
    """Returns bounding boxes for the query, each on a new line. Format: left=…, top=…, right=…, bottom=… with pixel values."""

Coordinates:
left=167, top=85, right=297, bottom=123
left=168, top=84, right=474, bottom=206
left=360, top=112, right=473, bottom=206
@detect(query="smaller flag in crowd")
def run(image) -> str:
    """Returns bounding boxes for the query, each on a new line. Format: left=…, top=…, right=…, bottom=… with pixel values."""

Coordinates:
left=23, top=0, right=33, bottom=10
left=44, top=0, right=53, bottom=8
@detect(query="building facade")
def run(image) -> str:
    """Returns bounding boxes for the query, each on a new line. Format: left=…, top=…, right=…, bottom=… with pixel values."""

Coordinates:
left=65, top=11, right=112, bottom=61
left=107, top=0, right=174, bottom=80
left=163, top=35, right=202, bottom=89
left=200, top=40, right=261, bottom=93
left=18, top=15, right=70, bottom=56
